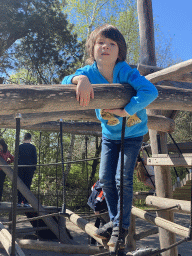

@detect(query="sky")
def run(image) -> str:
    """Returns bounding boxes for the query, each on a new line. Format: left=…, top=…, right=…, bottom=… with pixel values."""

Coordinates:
left=152, top=0, right=192, bottom=62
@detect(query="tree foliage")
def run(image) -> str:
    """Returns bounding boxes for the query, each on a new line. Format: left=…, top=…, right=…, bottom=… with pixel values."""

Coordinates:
left=0, top=0, right=83, bottom=82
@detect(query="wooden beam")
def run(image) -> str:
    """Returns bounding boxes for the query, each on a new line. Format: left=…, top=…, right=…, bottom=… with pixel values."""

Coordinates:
left=0, top=222, right=25, bottom=256
left=146, top=59, right=192, bottom=84
left=66, top=209, right=109, bottom=249
left=146, top=196, right=191, bottom=214
left=0, top=239, right=107, bottom=255
left=138, top=63, right=192, bottom=83
left=147, top=154, right=192, bottom=167
left=0, top=114, right=175, bottom=134
left=1, top=84, right=192, bottom=117
left=131, top=206, right=189, bottom=238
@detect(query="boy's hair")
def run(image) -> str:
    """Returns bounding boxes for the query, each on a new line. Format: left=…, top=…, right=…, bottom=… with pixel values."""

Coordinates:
left=85, top=24, right=127, bottom=65
left=0, top=138, right=8, bottom=153
left=24, top=133, right=32, bottom=141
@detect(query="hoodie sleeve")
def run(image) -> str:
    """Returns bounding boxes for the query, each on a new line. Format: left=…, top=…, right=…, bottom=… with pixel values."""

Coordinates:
left=61, top=67, right=89, bottom=85
left=119, top=66, right=158, bottom=115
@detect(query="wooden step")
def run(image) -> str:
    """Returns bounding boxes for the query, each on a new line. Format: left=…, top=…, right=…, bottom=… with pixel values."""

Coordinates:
left=147, top=153, right=192, bottom=167
left=173, top=172, right=192, bottom=201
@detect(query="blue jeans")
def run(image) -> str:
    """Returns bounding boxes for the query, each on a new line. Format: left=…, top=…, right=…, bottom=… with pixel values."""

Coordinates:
left=99, top=135, right=143, bottom=229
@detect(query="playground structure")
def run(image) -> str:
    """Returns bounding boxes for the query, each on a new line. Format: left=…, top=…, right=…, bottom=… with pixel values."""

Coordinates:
left=0, top=0, right=192, bottom=255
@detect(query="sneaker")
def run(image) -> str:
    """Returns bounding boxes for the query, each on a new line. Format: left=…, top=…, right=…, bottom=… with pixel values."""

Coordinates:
left=17, top=203, right=22, bottom=207
left=107, top=226, right=128, bottom=247
left=23, top=203, right=30, bottom=207
left=94, top=221, right=113, bottom=240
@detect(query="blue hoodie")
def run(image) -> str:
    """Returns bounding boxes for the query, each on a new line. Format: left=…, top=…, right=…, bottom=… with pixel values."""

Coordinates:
left=62, top=61, right=158, bottom=140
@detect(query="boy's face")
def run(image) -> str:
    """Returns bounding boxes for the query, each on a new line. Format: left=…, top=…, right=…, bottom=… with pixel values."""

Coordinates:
left=94, top=35, right=119, bottom=67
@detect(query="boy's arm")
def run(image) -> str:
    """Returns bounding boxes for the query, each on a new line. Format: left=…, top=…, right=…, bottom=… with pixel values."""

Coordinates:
left=72, top=75, right=94, bottom=107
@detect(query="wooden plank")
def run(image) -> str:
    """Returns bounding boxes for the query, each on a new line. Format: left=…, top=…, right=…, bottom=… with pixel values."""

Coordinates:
left=0, top=222, right=25, bottom=256
left=146, top=196, right=191, bottom=214
left=131, top=206, right=189, bottom=237
left=0, top=239, right=106, bottom=255
left=147, top=154, right=192, bottom=167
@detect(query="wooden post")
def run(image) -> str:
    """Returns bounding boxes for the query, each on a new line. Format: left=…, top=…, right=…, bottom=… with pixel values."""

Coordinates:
left=127, top=214, right=136, bottom=251
left=137, top=1, right=178, bottom=255
left=66, top=209, right=109, bottom=249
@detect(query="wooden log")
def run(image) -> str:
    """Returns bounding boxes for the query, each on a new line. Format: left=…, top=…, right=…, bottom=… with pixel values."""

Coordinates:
left=137, top=63, right=162, bottom=76
left=0, top=83, right=135, bottom=115
left=0, top=113, right=175, bottom=134
left=138, top=63, right=192, bottom=83
left=137, top=1, right=178, bottom=255
left=133, top=227, right=159, bottom=241
left=176, top=72, right=192, bottom=83
left=146, top=196, right=191, bottom=214
left=1, top=84, right=192, bottom=117
left=0, top=239, right=107, bottom=255
left=137, top=0, right=156, bottom=66
left=0, top=222, right=25, bottom=256
left=146, top=59, right=192, bottom=84
left=168, top=142, right=192, bottom=153
left=147, top=154, right=192, bottom=167
left=66, top=209, right=109, bottom=249
left=142, top=142, right=192, bottom=154
left=0, top=158, right=73, bottom=244
left=131, top=206, right=189, bottom=237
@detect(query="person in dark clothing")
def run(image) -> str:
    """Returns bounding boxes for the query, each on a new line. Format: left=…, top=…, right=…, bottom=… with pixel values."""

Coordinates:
left=17, top=133, right=37, bottom=207
left=0, top=139, right=14, bottom=202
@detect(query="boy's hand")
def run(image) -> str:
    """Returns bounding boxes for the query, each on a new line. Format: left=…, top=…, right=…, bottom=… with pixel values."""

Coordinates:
left=103, top=108, right=129, bottom=117
left=72, top=75, right=94, bottom=106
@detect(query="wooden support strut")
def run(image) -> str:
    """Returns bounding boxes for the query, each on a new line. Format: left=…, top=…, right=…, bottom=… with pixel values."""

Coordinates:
left=131, top=206, right=189, bottom=238
left=138, top=63, right=192, bottom=83
left=145, top=59, right=192, bottom=84
left=146, top=196, right=191, bottom=214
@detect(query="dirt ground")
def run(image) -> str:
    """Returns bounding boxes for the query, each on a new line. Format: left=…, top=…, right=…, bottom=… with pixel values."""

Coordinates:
left=0, top=212, right=191, bottom=256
